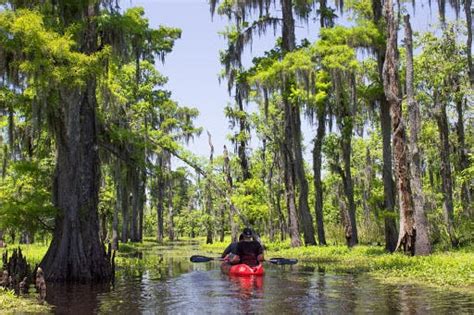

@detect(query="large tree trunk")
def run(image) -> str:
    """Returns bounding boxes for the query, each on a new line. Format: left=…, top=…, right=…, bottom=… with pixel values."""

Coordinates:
left=281, top=0, right=316, bottom=246
left=339, top=133, right=358, bottom=247
left=283, top=146, right=302, bottom=247
left=345, top=75, right=358, bottom=247
left=373, top=0, right=398, bottom=253
left=40, top=83, right=111, bottom=282
left=380, top=95, right=398, bottom=252
left=312, top=0, right=330, bottom=246
left=293, top=105, right=317, bottom=245
left=434, top=92, right=458, bottom=247
left=333, top=73, right=358, bottom=247
left=404, top=15, right=431, bottom=255
left=281, top=0, right=299, bottom=248
left=40, top=3, right=112, bottom=282
left=313, top=109, right=327, bottom=246
left=383, top=0, right=415, bottom=255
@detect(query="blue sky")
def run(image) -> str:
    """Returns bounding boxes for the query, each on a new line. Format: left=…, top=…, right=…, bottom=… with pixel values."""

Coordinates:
left=124, top=0, right=324, bottom=166
left=123, top=0, right=458, bottom=169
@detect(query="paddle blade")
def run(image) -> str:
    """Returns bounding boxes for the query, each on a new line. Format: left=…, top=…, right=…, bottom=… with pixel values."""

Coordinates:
left=268, top=257, right=298, bottom=265
left=190, top=255, right=214, bottom=263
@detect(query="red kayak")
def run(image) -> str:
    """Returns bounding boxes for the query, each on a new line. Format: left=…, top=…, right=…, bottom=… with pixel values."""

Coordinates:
left=220, top=262, right=264, bottom=276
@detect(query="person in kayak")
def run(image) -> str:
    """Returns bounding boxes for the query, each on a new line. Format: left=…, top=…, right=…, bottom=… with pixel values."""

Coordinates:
left=221, top=233, right=244, bottom=258
left=234, top=228, right=264, bottom=267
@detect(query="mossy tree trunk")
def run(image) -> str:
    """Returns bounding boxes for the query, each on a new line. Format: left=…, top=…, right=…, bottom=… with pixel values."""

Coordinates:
left=372, top=0, right=398, bottom=253
left=39, top=1, right=112, bottom=282
left=434, top=92, right=458, bottom=247
left=282, top=0, right=316, bottom=246
left=404, top=14, right=431, bottom=255
left=383, top=0, right=415, bottom=255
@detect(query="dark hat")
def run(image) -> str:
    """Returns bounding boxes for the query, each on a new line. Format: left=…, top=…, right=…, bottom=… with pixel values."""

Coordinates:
left=242, top=227, right=253, bottom=237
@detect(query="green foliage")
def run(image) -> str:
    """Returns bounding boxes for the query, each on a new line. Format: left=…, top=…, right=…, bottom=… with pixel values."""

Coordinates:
left=0, top=160, right=56, bottom=234
left=269, top=245, right=474, bottom=287
left=231, top=177, right=269, bottom=225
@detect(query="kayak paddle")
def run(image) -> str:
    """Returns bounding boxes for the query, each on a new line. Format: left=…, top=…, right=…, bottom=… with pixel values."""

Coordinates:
left=190, top=255, right=223, bottom=263
left=267, top=257, right=298, bottom=265
left=190, top=255, right=298, bottom=265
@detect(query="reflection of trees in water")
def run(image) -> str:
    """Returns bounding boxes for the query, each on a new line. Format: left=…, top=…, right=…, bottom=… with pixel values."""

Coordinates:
left=399, top=285, right=419, bottom=314
left=338, top=274, right=357, bottom=313
left=47, top=282, right=115, bottom=314
left=307, top=267, right=328, bottom=313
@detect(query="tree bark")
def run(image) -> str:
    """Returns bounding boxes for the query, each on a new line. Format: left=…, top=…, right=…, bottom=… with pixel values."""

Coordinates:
left=312, top=107, right=327, bottom=246
left=335, top=135, right=358, bottom=248
left=281, top=0, right=316, bottom=246
left=383, top=0, right=415, bottom=255
left=434, top=92, right=458, bottom=247
left=283, top=145, right=302, bottom=247
left=312, top=0, right=331, bottom=246
left=373, top=0, right=398, bottom=253
left=404, top=14, right=431, bottom=255
left=333, top=72, right=358, bottom=247
left=293, top=104, right=317, bottom=245
left=40, top=2, right=112, bottom=282
left=40, top=83, right=111, bottom=282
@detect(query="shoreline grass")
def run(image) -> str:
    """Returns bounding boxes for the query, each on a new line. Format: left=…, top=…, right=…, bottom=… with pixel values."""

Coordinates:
left=201, top=239, right=474, bottom=289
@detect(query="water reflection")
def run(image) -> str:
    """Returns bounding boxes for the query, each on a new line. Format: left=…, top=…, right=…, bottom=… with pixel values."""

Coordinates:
left=46, top=282, right=110, bottom=314
left=42, top=242, right=474, bottom=314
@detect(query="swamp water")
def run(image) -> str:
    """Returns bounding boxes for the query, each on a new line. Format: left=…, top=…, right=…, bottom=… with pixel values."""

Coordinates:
left=43, top=241, right=473, bottom=314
